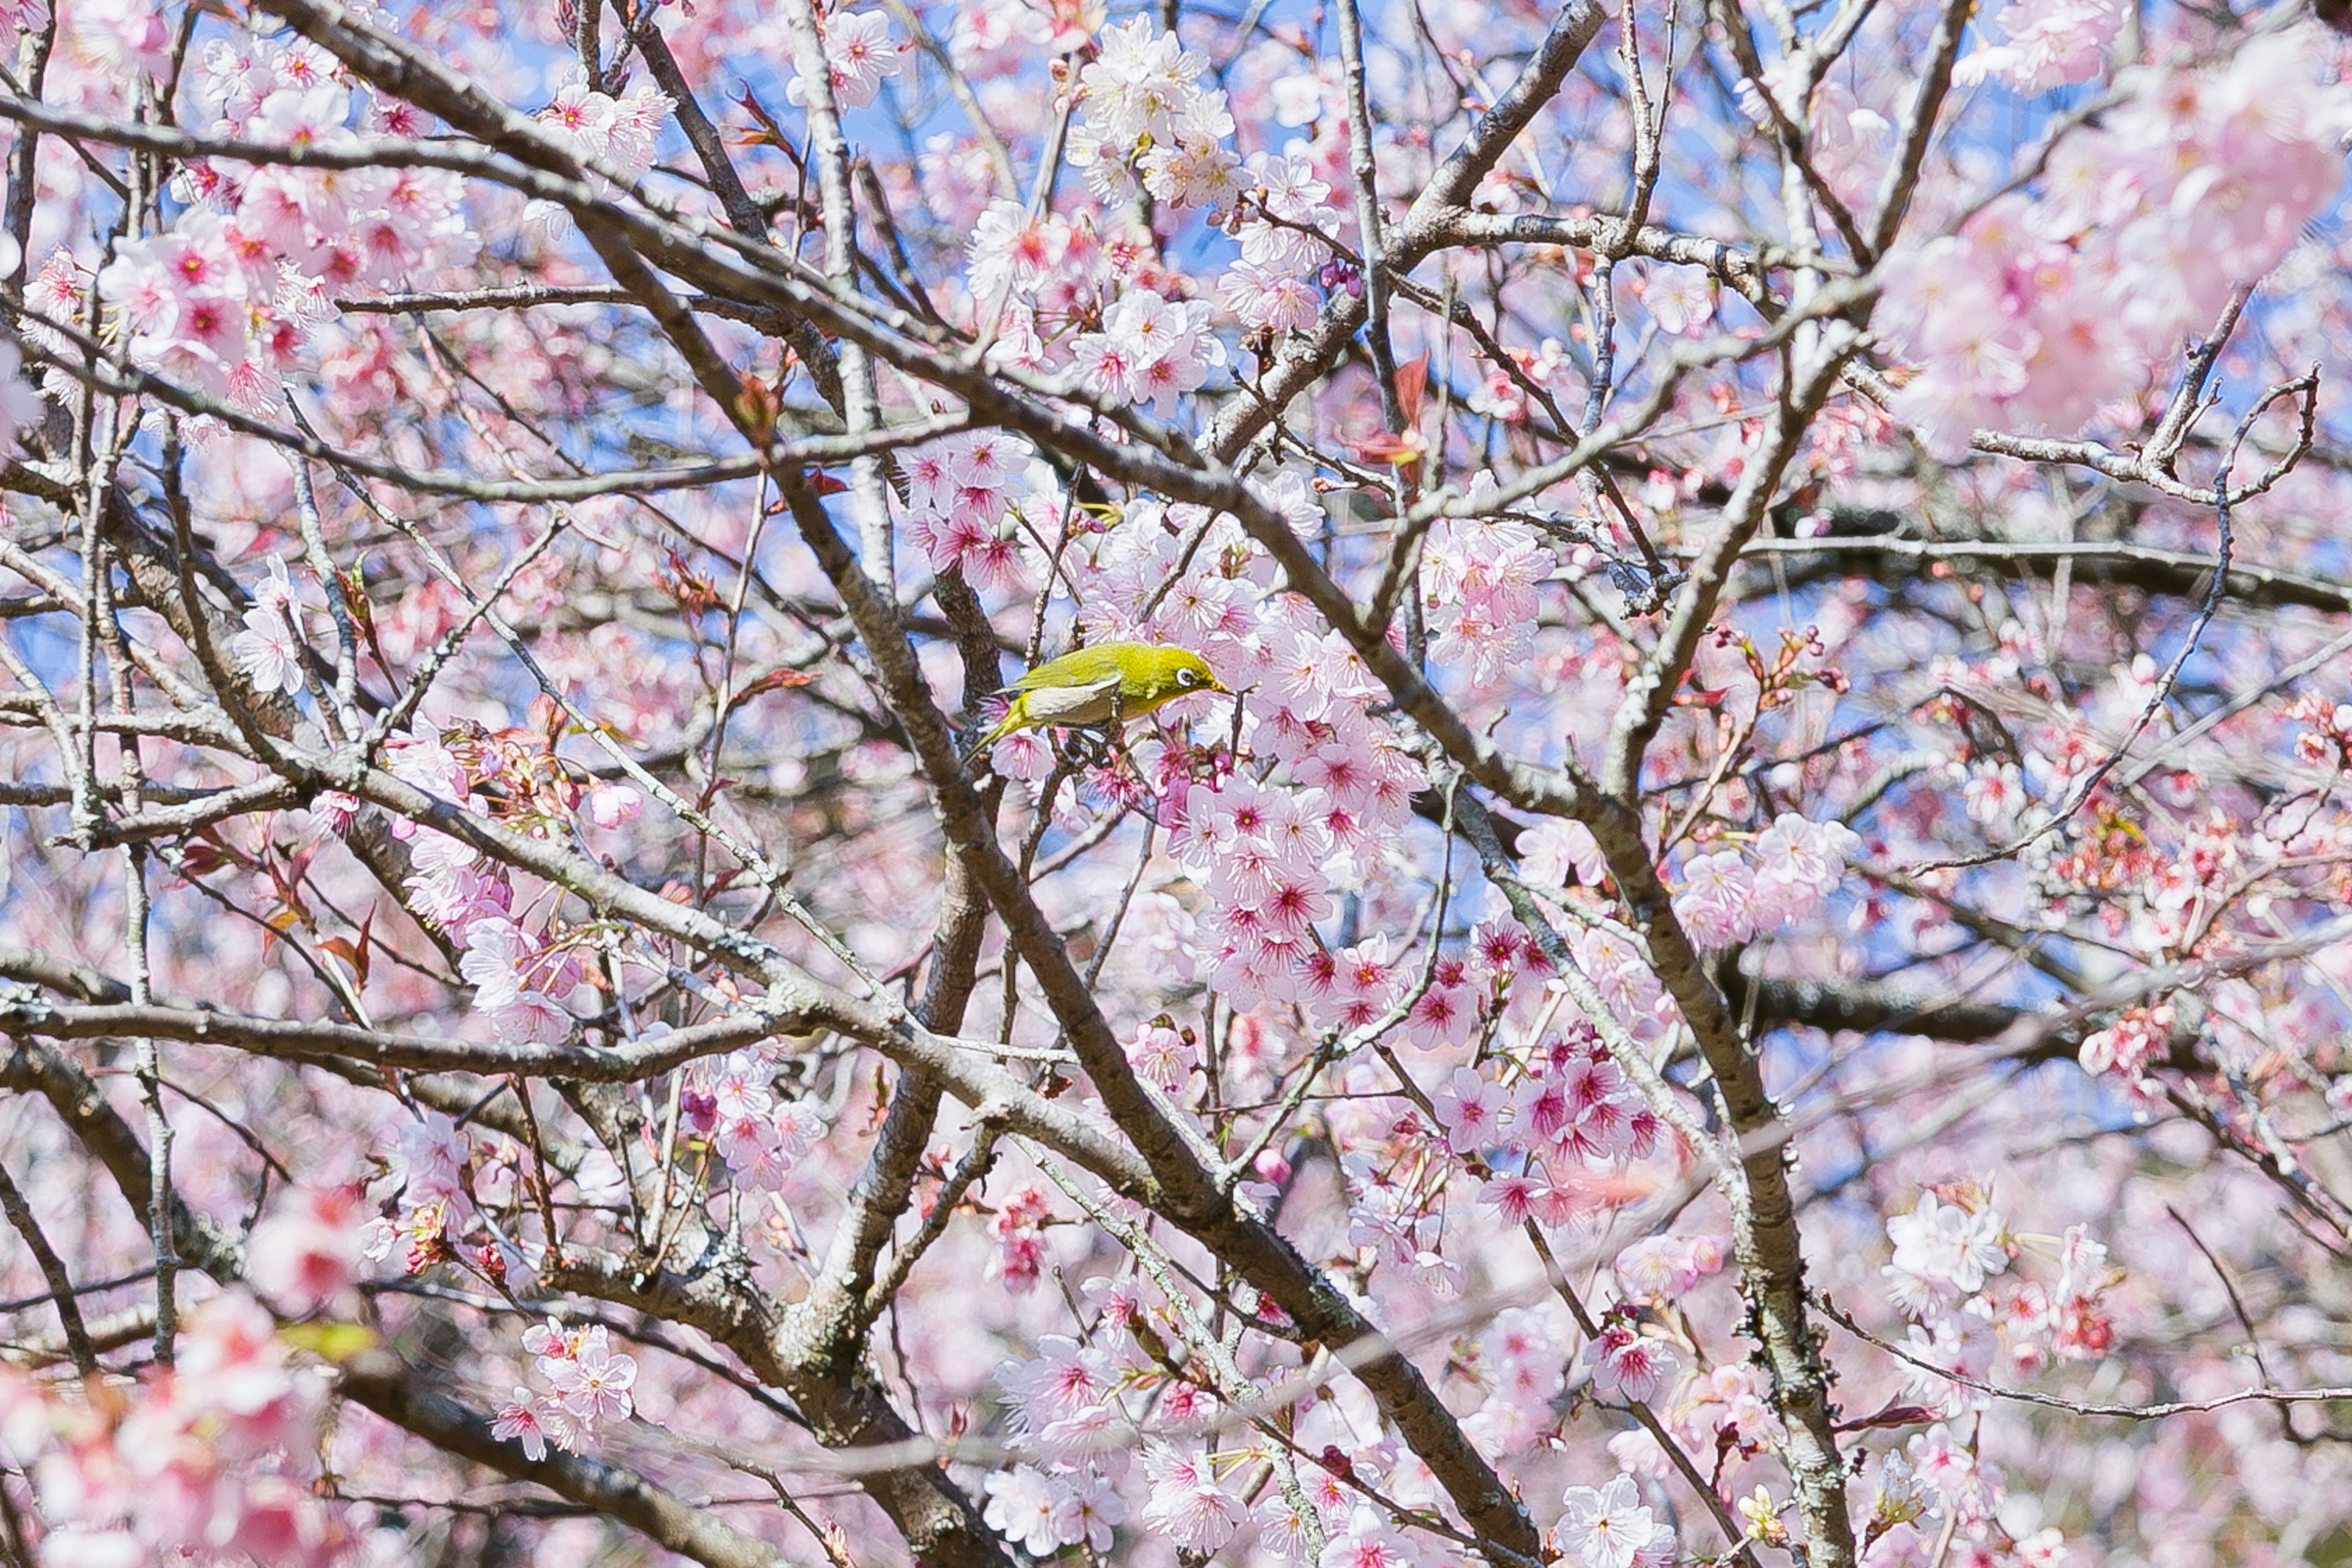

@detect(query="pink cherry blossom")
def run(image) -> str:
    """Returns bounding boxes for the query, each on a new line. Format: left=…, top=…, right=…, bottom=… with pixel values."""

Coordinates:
left=790, top=11, right=908, bottom=111
left=3, top=5, right=2343, bottom=1565
left=547, top=1325, right=638, bottom=1428
left=1557, top=1476, right=1657, bottom=1568
left=1887, top=1189, right=2011, bottom=1301
left=1583, top=1319, right=1681, bottom=1403
left=1141, top=1444, right=1245, bottom=1552
left=981, top=1465, right=1063, bottom=1555
left=1433, top=1066, right=1511, bottom=1154
left=491, top=1390, right=552, bottom=1462
left=1956, top=0, right=2124, bottom=92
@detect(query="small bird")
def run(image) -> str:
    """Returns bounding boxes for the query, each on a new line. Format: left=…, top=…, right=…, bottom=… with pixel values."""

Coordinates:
left=971, top=641, right=1229, bottom=752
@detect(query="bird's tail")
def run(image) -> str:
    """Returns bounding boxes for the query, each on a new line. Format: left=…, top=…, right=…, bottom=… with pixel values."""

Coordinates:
left=960, top=703, right=1016, bottom=766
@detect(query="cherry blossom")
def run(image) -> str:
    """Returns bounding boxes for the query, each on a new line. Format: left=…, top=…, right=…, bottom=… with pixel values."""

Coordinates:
left=491, top=1390, right=552, bottom=1463
left=1887, top=1188, right=2011, bottom=1302
left=1583, top=1318, right=1681, bottom=1403
left=4, top=2, right=2346, bottom=1566
left=1557, top=1476, right=1661, bottom=1568
left=244, top=1183, right=367, bottom=1316
left=0, top=1294, right=350, bottom=1567
left=1957, top=0, right=2125, bottom=92
left=231, top=598, right=307, bottom=697
left=790, top=10, right=908, bottom=110
left=548, top=1327, right=638, bottom=1425
left=980, top=1466, right=1064, bottom=1556
left=1140, top=1444, right=1246, bottom=1553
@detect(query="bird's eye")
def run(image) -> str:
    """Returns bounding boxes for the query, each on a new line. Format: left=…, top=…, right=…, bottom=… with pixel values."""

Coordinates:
left=1179, top=668, right=1199, bottom=687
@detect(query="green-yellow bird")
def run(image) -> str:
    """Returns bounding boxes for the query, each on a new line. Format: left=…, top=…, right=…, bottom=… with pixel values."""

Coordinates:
left=972, top=641, right=1229, bottom=751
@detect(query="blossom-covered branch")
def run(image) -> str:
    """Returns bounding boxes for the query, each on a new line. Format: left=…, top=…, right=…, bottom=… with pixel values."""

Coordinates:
left=4, top=2, right=2351, bottom=1567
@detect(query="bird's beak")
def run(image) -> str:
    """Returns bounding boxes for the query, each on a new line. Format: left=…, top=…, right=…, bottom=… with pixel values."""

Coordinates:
left=1208, top=679, right=1232, bottom=695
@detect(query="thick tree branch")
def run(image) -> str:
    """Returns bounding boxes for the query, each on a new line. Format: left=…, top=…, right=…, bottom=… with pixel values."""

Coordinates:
left=337, top=1350, right=804, bottom=1568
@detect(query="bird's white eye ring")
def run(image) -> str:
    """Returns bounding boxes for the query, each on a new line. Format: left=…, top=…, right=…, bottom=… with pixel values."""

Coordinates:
left=1179, top=668, right=1199, bottom=686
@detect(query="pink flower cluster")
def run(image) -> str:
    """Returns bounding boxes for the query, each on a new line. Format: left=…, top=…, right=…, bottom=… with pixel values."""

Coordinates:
left=1521, top=817, right=1608, bottom=889
left=383, top=728, right=638, bottom=1045
left=963, top=196, right=1225, bottom=408
left=989, top=1183, right=1055, bottom=1292
left=1071, top=289, right=1228, bottom=416
left=1321, top=1502, right=1433, bottom=1568
left=1463, top=1304, right=1572, bottom=1454
left=230, top=556, right=307, bottom=698
left=1098, top=555, right=1419, bottom=1007
left=1670, top=811, right=1861, bottom=950
left=2076, top=1001, right=2172, bottom=1090
left=1954, top=0, right=2123, bottom=94
left=981, top=1300, right=1246, bottom=1558
left=1885, top=1186, right=2010, bottom=1313
left=526, top=69, right=673, bottom=222
left=1581, top=1313, right=1681, bottom=1404
left=91, top=32, right=477, bottom=416
left=459, top=915, right=588, bottom=1044
left=1611, top=1232, right=1728, bottom=1303
left=360, top=1099, right=564, bottom=1297
left=899, top=429, right=1041, bottom=589
left=1445, top=1033, right=1667, bottom=1227
left=361, top=1108, right=480, bottom=1278
left=965, top=202, right=1110, bottom=321
left=1141, top=1445, right=1250, bottom=1555
left=788, top=9, right=907, bottom=110
left=959, top=20, right=1267, bottom=402
left=1218, top=151, right=1339, bottom=334
left=984, top=1270, right=1572, bottom=1567
left=1993, top=1226, right=2120, bottom=1374
left=1471, top=1236, right=1732, bottom=1485
left=1466, top=336, right=1570, bottom=424
left=1290, top=932, right=1404, bottom=1037
left=1637, top=1362, right=1784, bottom=1476
left=1567, top=923, right=1684, bottom=1044
left=0, top=1294, right=351, bottom=1567
left=1880, top=1182, right=2117, bottom=1417
left=56, top=0, right=175, bottom=96
left=1420, top=508, right=1548, bottom=687
left=1861, top=1427, right=2065, bottom=1568
left=680, top=1047, right=829, bottom=1194
left=92, top=202, right=328, bottom=418
left=950, top=0, right=1102, bottom=75
left=1343, top=1139, right=1460, bottom=1288
left=491, top=1318, right=639, bottom=1460
left=981, top=1463, right=1126, bottom=1556
left=1178, top=776, right=1340, bottom=1006
left=1070, top=18, right=1239, bottom=213
left=245, top=1184, right=371, bottom=1318
left=995, top=1330, right=1114, bottom=1448
left=1881, top=26, right=2352, bottom=455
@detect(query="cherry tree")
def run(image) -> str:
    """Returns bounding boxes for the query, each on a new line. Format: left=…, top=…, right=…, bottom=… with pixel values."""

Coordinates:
left=0, top=0, right=2349, bottom=1564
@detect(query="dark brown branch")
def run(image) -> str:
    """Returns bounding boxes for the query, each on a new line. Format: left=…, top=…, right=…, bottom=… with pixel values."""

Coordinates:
left=0, top=1161, right=97, bottom=1375
left=0, top=1036, right=244, bottom=1280
left=636, top=26, right=845, bottom=411
left=337, top=1350, right=801, bottom=1568
left=1860, top=0, right=1974, bottom=262
left=1816, top=1297, right=2352, bottom=1422
left=1204, top=0, right=1607, bottom=464
left=1738, top=533, right=2352, bottom=617
left=769, top=472, right=1548, bottom=1562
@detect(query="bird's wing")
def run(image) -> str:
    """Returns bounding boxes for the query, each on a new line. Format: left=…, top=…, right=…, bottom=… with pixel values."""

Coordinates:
left=1006, top=646, right=1123, bottom=692
left=1014, top=673, right=1124, bottom=727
